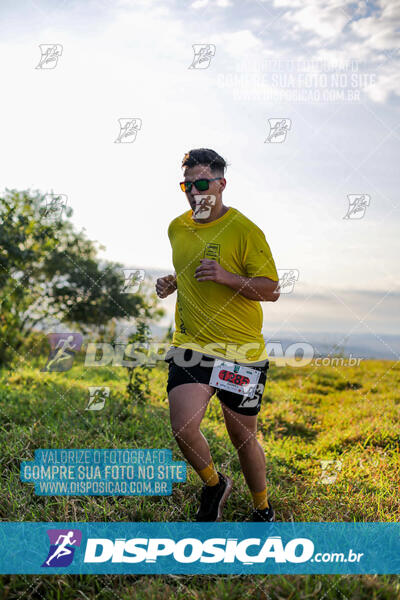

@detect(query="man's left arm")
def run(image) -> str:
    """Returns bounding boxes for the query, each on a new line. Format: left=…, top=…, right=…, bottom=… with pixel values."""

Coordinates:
left=194, top=260, right=280, bottom=302
left=223, top=271, right=280, bottom=301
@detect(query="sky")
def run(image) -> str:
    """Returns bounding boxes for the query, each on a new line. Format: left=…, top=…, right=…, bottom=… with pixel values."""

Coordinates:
left=0, top=0, right=399, bottom=356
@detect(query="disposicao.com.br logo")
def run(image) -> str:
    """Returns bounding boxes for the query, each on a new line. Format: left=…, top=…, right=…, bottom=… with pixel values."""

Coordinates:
left=38, top=529, right=365, bottom=571
left=82, top=536, right=363, bottom=565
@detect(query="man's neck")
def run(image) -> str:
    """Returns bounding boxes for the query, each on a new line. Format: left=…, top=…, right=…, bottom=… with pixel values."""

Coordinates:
left=192, top=204, right=229, bottom=224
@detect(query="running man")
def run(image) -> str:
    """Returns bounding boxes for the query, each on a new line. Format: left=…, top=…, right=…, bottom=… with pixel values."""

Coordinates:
left=156, top=148, right=280, bottom=522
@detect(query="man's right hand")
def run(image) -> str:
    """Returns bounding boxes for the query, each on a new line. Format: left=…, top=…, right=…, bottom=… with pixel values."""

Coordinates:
left=155, top=274, right=177, bottom=298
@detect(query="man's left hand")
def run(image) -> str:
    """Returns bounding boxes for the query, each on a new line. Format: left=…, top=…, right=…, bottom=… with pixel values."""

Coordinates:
left=194, top=259, right=230, bottom=285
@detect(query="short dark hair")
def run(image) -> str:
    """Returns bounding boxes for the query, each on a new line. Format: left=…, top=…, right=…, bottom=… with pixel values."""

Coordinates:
left=181, top=148, right=227, bottom=175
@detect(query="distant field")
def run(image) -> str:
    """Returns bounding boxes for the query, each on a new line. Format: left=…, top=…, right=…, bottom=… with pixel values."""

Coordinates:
left=0, top=356, right=399, bottom=599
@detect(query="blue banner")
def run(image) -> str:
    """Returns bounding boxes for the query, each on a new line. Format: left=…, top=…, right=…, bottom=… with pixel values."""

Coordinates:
left=0, top=523, right=399, bottom=574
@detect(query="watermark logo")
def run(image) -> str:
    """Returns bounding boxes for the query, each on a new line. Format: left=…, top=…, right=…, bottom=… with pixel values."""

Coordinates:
left=36, top=44, right=63, bottom=69
left=193, top=194, right=216, bottom=219
left=84, top=534, right=315, bottom=564
left=265, top=119, right=291, bottom=143
left=314, top=355, right=363, bottom=367
left=239, top=382, right=265, bottom=408
left=220, top=59, right=374, bottom=104
left=42, top=333, right=83, bottom=372
left=277, top=269, right=299, bottom=294
left=22, top=449, right=185, bottom=497
left=121, top=269, right=145, bottom=293
left=188, top=44, right=216, bottom=69
left=320, top=459, right=343, bottom=484
left=358, top=456, right=380, bottom=470
left=40, top=194, right=68, bottom=223
left=86, top=387, right=109, bottom=411
left=343, top=194, right=370, bottom=219
left=42, top=529, right=82, bottom=567
left=84, top=340, right=316, bottom=369
left=115, top=118, right=142, bottom=143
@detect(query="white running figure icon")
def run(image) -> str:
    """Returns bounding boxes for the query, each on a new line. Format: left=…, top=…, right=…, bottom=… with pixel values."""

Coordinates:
left=122, top=270, right=142, bottom=292
left=46, top=531, right=77, bottom=566
left=45, top=335, right=76, bottom=370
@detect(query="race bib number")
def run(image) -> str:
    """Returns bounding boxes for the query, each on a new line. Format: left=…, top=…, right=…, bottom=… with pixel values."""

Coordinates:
left=209, top=360, right=261, bottom=398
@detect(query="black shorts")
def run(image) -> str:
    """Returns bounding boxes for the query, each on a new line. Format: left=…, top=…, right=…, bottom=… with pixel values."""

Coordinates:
left=164, top=346, right=269, bottom=416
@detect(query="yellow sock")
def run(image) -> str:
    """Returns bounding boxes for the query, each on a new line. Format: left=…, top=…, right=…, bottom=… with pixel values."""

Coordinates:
left=251, top=488, right=269, bottom=510
left=196, top=460, right=219, bottom=486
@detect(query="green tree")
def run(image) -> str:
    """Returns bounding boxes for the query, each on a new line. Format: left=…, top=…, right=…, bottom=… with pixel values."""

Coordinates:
left=124, top=318, right=153, bottom=403
left=0, top=189, right=162, bottom=366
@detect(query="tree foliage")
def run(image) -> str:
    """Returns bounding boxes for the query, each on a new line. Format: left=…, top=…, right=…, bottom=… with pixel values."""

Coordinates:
left=0, top=189, right=161, bottom=366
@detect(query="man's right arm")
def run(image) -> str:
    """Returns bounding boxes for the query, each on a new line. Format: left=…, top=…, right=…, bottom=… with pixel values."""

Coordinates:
left=158, top=220, right=177, bottom=298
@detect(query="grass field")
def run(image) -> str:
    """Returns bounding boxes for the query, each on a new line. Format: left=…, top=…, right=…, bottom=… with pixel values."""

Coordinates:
left=0, top=354, right=399, bottom=599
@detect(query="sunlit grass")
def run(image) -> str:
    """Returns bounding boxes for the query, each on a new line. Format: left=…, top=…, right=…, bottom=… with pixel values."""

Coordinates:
left=0, top=357, right=399, bottom=598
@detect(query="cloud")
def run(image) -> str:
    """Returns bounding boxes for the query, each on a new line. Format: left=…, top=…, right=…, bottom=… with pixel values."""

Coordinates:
left=268, top=0, right=400, bottom=102
left=274, top=0, right=350, bottom=40
left=216, top=29, right=263, bottom=54
left=191, top=0, right=233, bottom=8
left=191, top=0, right=209, bottom=8
left=351, top=0, right=400, bottom=50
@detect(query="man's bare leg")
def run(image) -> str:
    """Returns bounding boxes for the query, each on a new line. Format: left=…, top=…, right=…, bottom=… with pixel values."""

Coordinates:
left=221, top=403, right=269, bottom=508
left=168, top=382, right=215, bottom=472
left=169, top=382, right=233, bottom=520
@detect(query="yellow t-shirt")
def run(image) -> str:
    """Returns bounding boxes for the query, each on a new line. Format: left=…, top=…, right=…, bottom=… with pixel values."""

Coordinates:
left=167, top=207, right=278, bottom=363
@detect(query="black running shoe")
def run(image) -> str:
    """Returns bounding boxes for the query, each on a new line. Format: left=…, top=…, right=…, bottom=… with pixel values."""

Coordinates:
left=195, top=471, right=233, bottom=522
left=250, top=501, right=276, bottom=522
